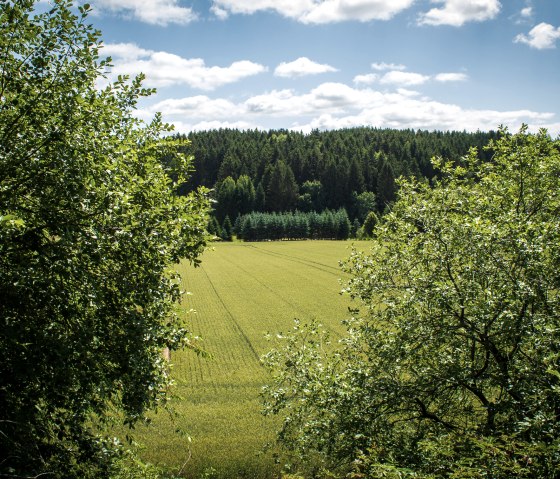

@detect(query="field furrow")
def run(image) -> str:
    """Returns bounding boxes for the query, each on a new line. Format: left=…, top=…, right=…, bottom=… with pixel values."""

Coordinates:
left=132, top=240, right=369, bottom=478
left=246, top=243, right=345, bottom=277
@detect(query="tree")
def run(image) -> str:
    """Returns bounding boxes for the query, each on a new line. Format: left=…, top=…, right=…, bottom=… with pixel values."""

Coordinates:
left=351, top=218, right=361, bottom=238
left=0, top=1, right=210, bottom=477
left=215, top=175, right=236, bottom=221
left=299, top=180, right=325, bottom=212
left=361, top=210, right=379, bottom=238
left=255, top=182, right=266, bottom=211
left=334, top=208, right=351, bottom=240
left=221, top=215, right=233, bottom=241
left=320, top=159, right=338, bottom=209
left=263, top=127, right=560, bottom=478
left=235, top=174, right=256, bottom=215
left=266, top=160, right=299, bottom=212
left=376, top=155, right=396, bottom=212
left=217, top=151, right=241, bottom=181
left=208, top=216, right=222, bottom=239
left=348, top=157, right=365, bottom=194
left=351, top=190, right=376, bottom=223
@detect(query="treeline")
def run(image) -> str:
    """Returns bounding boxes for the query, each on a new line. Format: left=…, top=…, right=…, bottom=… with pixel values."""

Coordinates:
left=211, top=209, right=353, bottom=242
left=174, top=127, right=497, bottom=239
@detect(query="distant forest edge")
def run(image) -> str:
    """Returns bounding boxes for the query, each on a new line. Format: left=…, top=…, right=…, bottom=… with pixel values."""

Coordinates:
left=175, top=127, right=497, bottom=239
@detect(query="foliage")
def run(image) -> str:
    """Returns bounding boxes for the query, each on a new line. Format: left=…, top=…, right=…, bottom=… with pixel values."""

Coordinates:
left=208, top=216, right=222, bottom=239
left=360, top=211, right=379, bottom=238
left=297, top=180, right=325, bottom=213
left=235, top=175, right=257, bottom=216
left=221, top=215, right=233, bottom=241
left=182, top=127, right=496, bottom=218
left=351, top=190, right=377, bottom=223
left=237, top=209, right=351, bottom=241
left=0, top=1, right=209, bottom=477
left=262, top=127, right=560, bottom=478
left=266, top=160, right=299, bottom=212
left=214, top=174, right=256, bottom=222
left=215, top=176, right=237, bottom=222
left=376, top=155, right=397, bottom=211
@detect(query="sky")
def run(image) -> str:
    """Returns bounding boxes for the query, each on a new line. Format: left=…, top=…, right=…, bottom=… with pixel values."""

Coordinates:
left=72, top=0, right=560, bottom=134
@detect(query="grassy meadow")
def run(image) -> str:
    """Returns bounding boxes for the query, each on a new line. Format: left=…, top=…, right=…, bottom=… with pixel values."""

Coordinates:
left=132, top=240, right=370, bottom=478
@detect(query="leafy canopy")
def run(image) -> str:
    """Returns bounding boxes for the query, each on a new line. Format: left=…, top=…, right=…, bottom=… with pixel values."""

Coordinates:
left=263, top=126, right=560, bottom=478
left=0, top=1, right=209, bottom=477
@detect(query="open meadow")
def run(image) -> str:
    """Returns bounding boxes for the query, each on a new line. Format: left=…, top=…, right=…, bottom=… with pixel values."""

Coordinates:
left=132, top=240, right=370, bottom=478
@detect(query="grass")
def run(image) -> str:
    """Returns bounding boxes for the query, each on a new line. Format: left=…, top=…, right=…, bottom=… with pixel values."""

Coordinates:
left=131, top=240, right=369, bottom=478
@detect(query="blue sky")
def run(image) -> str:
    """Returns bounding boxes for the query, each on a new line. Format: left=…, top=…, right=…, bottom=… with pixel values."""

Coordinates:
left=80, top=0, right=559, bottom=134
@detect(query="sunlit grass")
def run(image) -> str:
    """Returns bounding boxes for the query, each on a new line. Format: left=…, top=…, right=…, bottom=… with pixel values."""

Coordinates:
left=130, top=240, right=370, bottom=478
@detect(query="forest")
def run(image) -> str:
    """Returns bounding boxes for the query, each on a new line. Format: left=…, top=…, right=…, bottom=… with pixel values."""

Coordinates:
left=179, top=128, right=497, bottom=237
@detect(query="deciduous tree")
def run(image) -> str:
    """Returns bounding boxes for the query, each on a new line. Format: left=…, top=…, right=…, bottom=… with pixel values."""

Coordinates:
left=263, top=127, right=560, bottom=478
left=0, top=1, right=209, bottom=476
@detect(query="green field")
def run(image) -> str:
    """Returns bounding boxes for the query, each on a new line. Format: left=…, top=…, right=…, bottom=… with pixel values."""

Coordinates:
left=132, top=240, right=369, bottom=478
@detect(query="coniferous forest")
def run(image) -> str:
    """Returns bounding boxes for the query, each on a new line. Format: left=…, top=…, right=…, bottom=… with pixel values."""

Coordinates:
left=177, top=128, right=497, bottom=239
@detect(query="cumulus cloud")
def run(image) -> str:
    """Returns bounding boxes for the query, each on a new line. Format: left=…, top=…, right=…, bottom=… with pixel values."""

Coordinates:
left=380, top=71, right=431, bottom=86
left=353, top=69, right=467, bottom=86
left=245, top=83, right=365, bottom=116
left=353, top=73, right=379, bottom=85
left=419, top=0, right=501, bottom=27
left=101, top=43, right=267, bottom=90
left=210, top=0, right=415, bottom=24
left=170, top=119, right=258, bottom=132
left=371, top=62, right=406, bottom=71
left=274, top=57, right=338, bottom=77
left=210, top=5, right=229, bottom=19
left=434, top=72, right=468, bottom=82
left=515, top=23, right=560, bottom=49
left=287, top=89, right=554, bottom=133
left=91, top=0, right=196, bottom=25
left=148, top=96, right=241, bottom=118
left=145, top=81, right=557, bottom=136
left=102, top=43, right=151, bottom=60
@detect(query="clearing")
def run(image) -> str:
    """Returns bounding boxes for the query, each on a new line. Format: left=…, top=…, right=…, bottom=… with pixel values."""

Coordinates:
left=133, top=240, right=369, bottom=478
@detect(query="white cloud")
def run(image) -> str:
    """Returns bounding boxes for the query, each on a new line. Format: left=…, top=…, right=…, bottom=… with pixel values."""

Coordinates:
left=396, top=88, right=421, bottom=97
left=146, top=82, right=558, bottom=136
left=290, top=91, right=554, bottom=133
left=380, top=71, right=431, bottom=86
left=91, top=0, right=197, bottom=25
left=245, top=83, right=365, bottom=116
left=210, top=5, right=229, bottom=19
left=434, top=72, right=468, bottom=82
left=515, top=23, right=560, bottom=49
left=274, top=57, right=338, bottom=77
left=353, top=70, right=467, bottom=86
left=148, top=96, right=241, bottom=118
left=210, top=0, right=415, bottom=24
left=419, top=0, right=501, bottom=27
left=102, top=43, right=267, bottom=90
left=301, top=0, right=415, bottom=23
left=353, top=73, right=379, bottom=85
left=102, top=43, right=151, bottom=60
left=170, top=119, right=258, bottom=132
left=371, top=62, right=406, bottom=71
left=511, top=4, right=533, bottom=25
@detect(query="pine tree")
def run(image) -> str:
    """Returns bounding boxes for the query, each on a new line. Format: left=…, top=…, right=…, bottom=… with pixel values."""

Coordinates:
left=221, top=215, right=233, bottom=241
left=377, top=158, right=396, bottom=212
left=267, top=160, right=299, bottom=212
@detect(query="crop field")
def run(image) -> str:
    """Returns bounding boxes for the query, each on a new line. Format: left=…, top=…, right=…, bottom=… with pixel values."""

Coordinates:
left=132, top=240, right=370, bottom=478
